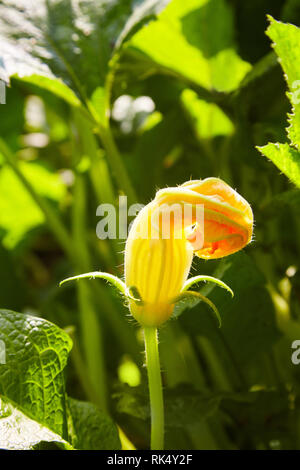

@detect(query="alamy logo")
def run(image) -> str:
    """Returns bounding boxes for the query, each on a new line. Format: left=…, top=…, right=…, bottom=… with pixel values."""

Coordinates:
left=0, top=80, right=6, bottom=104
left=95, top=196, right=205, bottom=249
left=0, top=340, right=6, bottom=364
left=291, top=340, right=300, bottom=365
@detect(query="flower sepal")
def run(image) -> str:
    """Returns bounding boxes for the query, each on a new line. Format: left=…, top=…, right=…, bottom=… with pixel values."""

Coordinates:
left=59, top=271, right=126, bottom=296
left=182, top=275, right=234, bottom=296
left=173, top=290, right=222, bottom=327
left=59, top=271, right=147, bottom=309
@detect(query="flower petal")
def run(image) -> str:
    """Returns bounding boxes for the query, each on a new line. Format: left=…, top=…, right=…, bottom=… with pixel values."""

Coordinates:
left=155, top=177, right=253, bottom=258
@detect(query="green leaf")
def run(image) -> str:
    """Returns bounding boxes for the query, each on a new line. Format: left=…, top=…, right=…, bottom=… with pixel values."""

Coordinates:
left=180, top=88, right=234, bottom=139
left=257, top=18, right=300, bottom=187
left=113, top=384, right=150, bottom=421
left=0, top=36, right=81, bottom=108
left=0, top=396, right=73, bottom=450
left=0, top=309, right=72, bottom=439
left=258, top=143, right=300, bottom=188
left=0, top=0, right=134, bottom=107
left=164, top=385, right=220, bottom=427
left=90, top=86, right=108, bottom=128
left=113, top=383, right=220, bottom=427
left=113, top=384, right=293, bottom=448
left=14, top=75, right=82, bottom=108
left=220, top=390, right=294, bottom=449
left=266, top=17, right=300, bottom=150
left=68, top=398, right=121, bottom=450
left=115, top=0, right=171, bottom=49
left=266, top=17, right=300, bottom=92
left=0, top=161, right=67, bottom=249
left=125, top=0, right=251, bottom=93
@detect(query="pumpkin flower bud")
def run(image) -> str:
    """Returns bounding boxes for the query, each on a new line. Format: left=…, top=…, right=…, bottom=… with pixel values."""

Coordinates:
left=125, top=177, right=253, bottom=327
left=60, top=178, right=253, bottom=329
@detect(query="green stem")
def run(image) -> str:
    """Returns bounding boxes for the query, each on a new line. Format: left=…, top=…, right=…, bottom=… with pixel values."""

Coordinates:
left=96, top=125, right=137, bottom=205
left=70, top=131, right=108, bottom=411
left=77, top=281, right=108, bottom=410
left=144, top=327, right=164, bottom=450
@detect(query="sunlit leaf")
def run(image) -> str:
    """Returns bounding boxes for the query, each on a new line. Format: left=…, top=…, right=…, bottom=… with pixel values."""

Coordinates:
left=181, top=88, right=234, bottom=139
left=0, top=396, right=73, bottom=450
left=266, top=17, right=300, bottom=150
left=257, top=17, right=300, bottom=187
left=125, top=0, right=251, bottom=92
left=0, top=161, right=67, bottom=249
left=258, top=142, right=300, bottom=188
left=0, top=309, right=72, bottom=438
left=115, top=0, right=170, bottom=49
left=0, top=0, right=134, bottom=111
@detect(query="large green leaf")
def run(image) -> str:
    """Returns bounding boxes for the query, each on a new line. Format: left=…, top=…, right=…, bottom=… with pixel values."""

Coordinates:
left=0, top=396, right=73, bottom=450
left=0, top=309, right=72, bottom=439
left=0, top=30, right=81, bottom=108
left=266, top=17, right=300, bottom=150
left=68, top=398, right=121, bottom=450
left=0, top=0, right=134, bottom=107
left=125, top=0, right=251, bottom=93
left=113, top=382, right=222, bottom=449
left=113, top=384, right=293, bottom=448
left=258, top=18, right=300, bottom=186
left=113, top=383, right=220, bottom=427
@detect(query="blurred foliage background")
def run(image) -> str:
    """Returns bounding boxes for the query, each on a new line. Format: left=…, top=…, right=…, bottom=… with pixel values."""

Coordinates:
left=1, top=0, right=300, bottom=450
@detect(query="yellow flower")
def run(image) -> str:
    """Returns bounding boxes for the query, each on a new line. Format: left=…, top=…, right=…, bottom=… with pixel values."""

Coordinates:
left=60, top=177, right=253, bottom=328
left=125, top=178, right=253, bottom=327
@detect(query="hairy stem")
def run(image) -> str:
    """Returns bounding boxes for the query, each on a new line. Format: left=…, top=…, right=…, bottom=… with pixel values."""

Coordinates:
left=144, top=326, right=164, bottom=450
